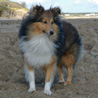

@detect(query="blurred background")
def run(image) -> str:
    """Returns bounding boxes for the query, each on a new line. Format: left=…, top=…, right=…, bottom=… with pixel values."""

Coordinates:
left=0, top=0, right=98, bottom=19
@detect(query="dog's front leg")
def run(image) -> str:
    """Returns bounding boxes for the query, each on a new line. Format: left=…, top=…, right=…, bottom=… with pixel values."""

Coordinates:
left=43, top=56, right=57, bottom=95
left=28, top=68, right=36, bottom=93
left=24, top=59, right=36, bottom=93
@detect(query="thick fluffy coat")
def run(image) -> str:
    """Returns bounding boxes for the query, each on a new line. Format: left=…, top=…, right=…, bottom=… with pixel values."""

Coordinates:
left=19, top=5, right=83, bottom=95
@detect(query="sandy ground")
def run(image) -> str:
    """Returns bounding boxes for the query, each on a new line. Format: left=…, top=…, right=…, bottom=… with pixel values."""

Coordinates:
left=0, top=18, right=98, bottom=98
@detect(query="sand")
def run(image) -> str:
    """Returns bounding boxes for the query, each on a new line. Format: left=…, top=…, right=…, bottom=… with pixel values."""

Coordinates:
left=0, top=18, right=98, bottom=98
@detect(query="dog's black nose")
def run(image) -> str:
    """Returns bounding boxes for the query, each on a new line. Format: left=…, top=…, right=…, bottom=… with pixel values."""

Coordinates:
left=50, top=30, right=54, bottom=35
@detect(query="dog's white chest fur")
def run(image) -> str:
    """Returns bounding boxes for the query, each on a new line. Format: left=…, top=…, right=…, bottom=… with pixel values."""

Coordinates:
left=20, top=35, right=55, bottom=67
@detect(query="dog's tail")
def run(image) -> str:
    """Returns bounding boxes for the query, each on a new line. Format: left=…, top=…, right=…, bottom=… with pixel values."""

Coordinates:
left=84, top=50, right=98, bottom=57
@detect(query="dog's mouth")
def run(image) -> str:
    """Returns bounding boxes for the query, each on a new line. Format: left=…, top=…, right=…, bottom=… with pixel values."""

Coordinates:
left=43, top=30, right=46, bottom=33
left=43, top=30, right=54, bottom=36
left=43, top=30, right=49, bottom=36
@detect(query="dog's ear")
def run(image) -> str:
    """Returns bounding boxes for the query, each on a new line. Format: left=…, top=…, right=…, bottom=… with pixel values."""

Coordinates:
left=29, top=5, right=44, bottom=18
left=51, top=7, right=61, bottom=17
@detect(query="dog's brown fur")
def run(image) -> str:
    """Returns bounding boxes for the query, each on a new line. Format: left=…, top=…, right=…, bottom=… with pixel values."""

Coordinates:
left=19, top=5, right=83, bottom=95
left=57, top=21, right=83, bottom=85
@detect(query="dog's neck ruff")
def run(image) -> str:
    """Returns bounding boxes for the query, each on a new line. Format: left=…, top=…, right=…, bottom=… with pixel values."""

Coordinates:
left=20, top=35, right=56, bottom=67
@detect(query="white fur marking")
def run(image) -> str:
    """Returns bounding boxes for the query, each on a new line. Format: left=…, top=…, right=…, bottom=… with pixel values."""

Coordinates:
left=44, top=82, right=52, bottom=95
left=20, top=35, right=56, bottom=67
left=58, top=80, right=65, bottom=84
left=44, top=77, right=54, bottom=96
left=24, top=64, right=36, bottom=92
left=28, top=71, right=36, bottom=92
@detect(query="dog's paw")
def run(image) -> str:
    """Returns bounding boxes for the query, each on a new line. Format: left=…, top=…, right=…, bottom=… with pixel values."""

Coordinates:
left=64, top=81, right=71, bottom=86
left=64, top=82, right=68, bottom=86
left=28, top=88, right=36, bottom=93
left=44, top=90, right=52, bottom=96
left=58, top=80, right=64, bottom=84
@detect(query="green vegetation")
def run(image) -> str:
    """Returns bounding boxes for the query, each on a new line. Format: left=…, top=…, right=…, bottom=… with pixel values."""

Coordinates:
left=0, top=0, right=28, bottom=11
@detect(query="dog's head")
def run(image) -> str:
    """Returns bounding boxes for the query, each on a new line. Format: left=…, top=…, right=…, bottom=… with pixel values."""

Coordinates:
left=29, top=5, right=61, bottom=39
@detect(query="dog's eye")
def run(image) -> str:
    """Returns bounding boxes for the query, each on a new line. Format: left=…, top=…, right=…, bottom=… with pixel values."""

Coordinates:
left=51, top=22, right=54, bottom=24
left=43, top=21, right=47, bottom=24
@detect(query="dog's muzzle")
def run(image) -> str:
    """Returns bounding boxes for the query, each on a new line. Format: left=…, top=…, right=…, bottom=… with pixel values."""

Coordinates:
left=49, top=30, right=54, bottom=35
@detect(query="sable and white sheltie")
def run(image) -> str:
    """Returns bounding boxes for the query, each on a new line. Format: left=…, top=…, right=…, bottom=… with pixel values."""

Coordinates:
left=18, top=5, right=83, bottom=95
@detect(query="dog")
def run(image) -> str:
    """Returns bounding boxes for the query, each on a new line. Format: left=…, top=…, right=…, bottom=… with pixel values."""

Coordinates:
left=18, top=5, right=83, bottom=95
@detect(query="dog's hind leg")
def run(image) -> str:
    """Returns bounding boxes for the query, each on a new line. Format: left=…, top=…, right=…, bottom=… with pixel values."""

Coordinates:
left=58, top=64, right=65, bottom=84
left=24, top=58, right=36, bottom=93
left=61, top=54, right=75, bottom=86
left=64, top=66, right=73, bottom=86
